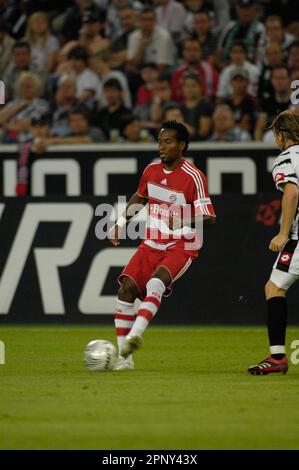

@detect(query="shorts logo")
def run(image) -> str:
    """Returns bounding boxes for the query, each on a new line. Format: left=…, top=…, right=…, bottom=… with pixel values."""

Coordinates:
left=280, top=253, right=291, bottom=265
left=169, top=194, right=177, bottom=203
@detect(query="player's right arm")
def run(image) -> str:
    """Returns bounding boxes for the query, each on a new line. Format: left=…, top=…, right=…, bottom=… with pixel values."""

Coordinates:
left=270, top=153, right=299, bottom=251
left=269, top=183, right=299, bottom=252
left=108, top=192, right=147, bottom=246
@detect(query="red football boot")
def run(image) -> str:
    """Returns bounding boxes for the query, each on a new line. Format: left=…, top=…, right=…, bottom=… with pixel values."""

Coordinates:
left=248, top=355, right=288, bottom=375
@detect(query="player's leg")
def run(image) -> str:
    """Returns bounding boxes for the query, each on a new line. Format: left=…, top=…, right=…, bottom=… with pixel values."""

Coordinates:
left=114, top=244, right=153, bottom=369
left=248, top=268, right=298, bottom=375
left=248, top=240, right=299, bottom=375
left=265, top=279, right=288, bottom=360
left=113, top=277, right=139, bottom=370
left=121, top=250, right=193, bottom=359
left=115, top=277, right=139, bottom=348
left=120, top=266, right=170, bottom=358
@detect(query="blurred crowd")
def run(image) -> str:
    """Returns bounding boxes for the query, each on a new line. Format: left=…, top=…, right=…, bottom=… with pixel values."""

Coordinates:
left=1, top=0, right=299, bottom=150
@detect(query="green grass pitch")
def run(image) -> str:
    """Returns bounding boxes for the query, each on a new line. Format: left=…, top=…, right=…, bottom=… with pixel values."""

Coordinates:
left=1, top=326, right=299, bottom=450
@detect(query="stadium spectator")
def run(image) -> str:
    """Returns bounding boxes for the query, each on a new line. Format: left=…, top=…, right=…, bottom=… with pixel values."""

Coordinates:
left=184, top=0, right=205, bottom=33
left=217, top=41, right=260, bottom=100
left=59, top=9, right=110, bottom=62
left=256, top=15, right=295, bottom=66
left=209, top=104, right=252, bottom=142
left=39, top=105, right=106, bottom=146
left=126, top=7, right=175, bottom=72
left=288, top=41, right=299, bottom=75
left=93, top=78, right=131, bottom=140
left=80, top=8, right=110, bottom=53
left=189, top=10, right=219, bottom=63
left=219, top=0, right=265, bottom=63
left=57, top=104, right=105, bottom=142
left=0, top=71, right=49, bottom=143
left=24, top=11, right=60, bottom=74
left=141, top=73, right=175, bottom=131
left=67, top=44, right=102, bottom=110
left=111, top=6, right=137, bottom=69
left=181, top=72, right=214, bottom=140
left=105, top=0, right=132, bottom=43
left=1, top=0, right=32, bottom=39
left=184, top=0, right=230, bottom=36
left=120, top=114, right=153, bottom=143
left=62, top=0, right=105, bottom=42
left=0, top=18, right=15, bottom=76
left=89, top=48, right=132, bottom=108
left=2, top=0, right=298, bottom=146
left=171, top=38, right=219, bottom=101
left=221, top=67, right=260, bottom=136
left=50, top=75, right=78, bottom=136
left=161, top=103, right=185, bottom=123
left=282, top=0, right=299, bottom=37
left=210, top=0, right=231, bottom=34
left=163, top=102, right=196, bottom=138
left=255, top=66, right=292, bottom=141
left=16, top=114, right=52, bottom=197
left=155, top=0, right=186, bottom=41
left=2, top=41, right=47, bottom=101
left=135, top=63, right=159, bottom=107
left=257, top=42, right=284, bottom=101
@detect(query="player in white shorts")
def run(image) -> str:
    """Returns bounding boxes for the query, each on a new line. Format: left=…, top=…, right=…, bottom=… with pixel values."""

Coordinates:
left=248, top=110, right=299, bottom=375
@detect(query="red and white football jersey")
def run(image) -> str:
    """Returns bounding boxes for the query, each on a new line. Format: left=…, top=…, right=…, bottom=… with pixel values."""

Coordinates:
left=137, top=158, right=215, bottom=251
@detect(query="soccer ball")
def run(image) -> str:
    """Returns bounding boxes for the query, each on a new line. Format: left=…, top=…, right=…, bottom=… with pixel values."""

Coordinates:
left=84, top=340, right=118, bottom=371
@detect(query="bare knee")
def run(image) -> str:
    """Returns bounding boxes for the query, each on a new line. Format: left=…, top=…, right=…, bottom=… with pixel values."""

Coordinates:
left=117, top=278, right=138, bottom=303
left=151, top=266, right=171, bottom=288
left=265, top=280, right=286, bottom=300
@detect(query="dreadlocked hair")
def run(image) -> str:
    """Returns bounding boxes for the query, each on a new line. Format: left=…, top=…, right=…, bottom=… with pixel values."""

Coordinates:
left=160, top=120, right=190, bottom=152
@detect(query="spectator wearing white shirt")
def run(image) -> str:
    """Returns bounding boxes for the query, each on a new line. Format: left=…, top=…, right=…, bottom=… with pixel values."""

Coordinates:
left=0, top=71, right=49, bottom=143
left=24, top=11, right=60, bottom=73
left=217, top=41, right=260, bottom=99
left=218, top=0, right=265, bottom=64
left=257, top=42, right=284, bottom=102
left=111, top=6, right=137, bottom=69
left=89, top=48, right=132, bottom=108
left=105, top=0, right=139, bottom=42
left=155, top=0, right=186, bottom=41
left=67, top=44, right=102, bottom=110
left=209, top=104, right=252, bottom=142
left=184, top=0, right=230, bottom=36
left=127, top=7, right=175, bottom=72
left=256, top=15, right=295, bottom=68
left=51, top=75, right=78, bottom=137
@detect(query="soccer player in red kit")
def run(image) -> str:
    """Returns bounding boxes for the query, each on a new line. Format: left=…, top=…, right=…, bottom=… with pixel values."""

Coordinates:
left=108, top=121, right=216, bottom=370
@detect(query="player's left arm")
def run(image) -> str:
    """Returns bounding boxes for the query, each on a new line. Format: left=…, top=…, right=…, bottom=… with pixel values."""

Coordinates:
left=192, top=171, right=217, bottom=226
left=269, top=182, right=299, bottom=252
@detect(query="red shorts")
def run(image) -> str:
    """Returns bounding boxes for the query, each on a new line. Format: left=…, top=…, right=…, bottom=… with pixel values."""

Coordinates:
left=118, top=240, right=195, bottom=299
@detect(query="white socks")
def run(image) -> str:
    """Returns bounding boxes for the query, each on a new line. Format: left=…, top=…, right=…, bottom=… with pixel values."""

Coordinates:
left=114, top=299, right=135, bottom=354
left=270, top=345, right=286, bottom=355
left=128, top=278, right=166, bottom=338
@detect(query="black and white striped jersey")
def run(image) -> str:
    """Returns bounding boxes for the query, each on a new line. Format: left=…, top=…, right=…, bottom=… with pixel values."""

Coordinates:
left=272, top=144, right=299, bottom=240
